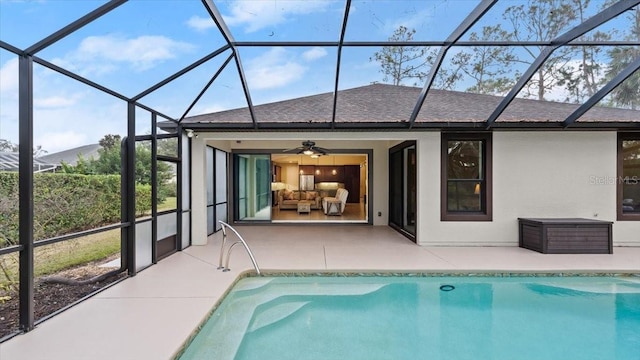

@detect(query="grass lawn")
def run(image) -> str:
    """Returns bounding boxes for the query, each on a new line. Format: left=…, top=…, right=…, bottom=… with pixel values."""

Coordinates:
left=158, top=196, right=177, bottom=212
left=1, top=197, right=177, bottom=289
left=34, top=229, right=121, bottom=276
left=1, top=229, right=121, bottom=289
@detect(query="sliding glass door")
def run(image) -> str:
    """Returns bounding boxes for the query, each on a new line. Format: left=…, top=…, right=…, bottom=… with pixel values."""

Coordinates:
left=234, top=154, right=271, bottom=221
left=206, top=147, right=228, bottom=234
left=389, top=141, right=416, bottom=241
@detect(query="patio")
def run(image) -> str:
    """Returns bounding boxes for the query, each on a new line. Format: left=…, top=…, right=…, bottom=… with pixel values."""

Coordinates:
left=1, top=225, right=639, bottom=360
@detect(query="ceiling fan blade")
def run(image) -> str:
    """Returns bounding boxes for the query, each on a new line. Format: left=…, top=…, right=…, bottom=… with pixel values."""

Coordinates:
left=282, top=147, right=303, bottom=153
left=314, top=146, right=330, bottom=155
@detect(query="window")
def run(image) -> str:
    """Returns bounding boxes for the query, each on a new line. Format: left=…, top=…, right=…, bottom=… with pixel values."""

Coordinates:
left=618, top=133, right=640, bottom=221
left=441, top=133, right=492, bottom=221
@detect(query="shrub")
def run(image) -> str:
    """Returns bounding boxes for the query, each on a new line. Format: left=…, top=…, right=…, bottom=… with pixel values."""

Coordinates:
left=136, top=184, right=152, bottom=216
left=0, top=172, right=153, bottom=247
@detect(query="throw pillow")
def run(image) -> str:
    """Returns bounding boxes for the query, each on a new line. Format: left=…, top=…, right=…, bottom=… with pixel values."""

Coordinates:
left=284, top=189, right=294, bottom=200
left=306, top=191, right=317, bottom=200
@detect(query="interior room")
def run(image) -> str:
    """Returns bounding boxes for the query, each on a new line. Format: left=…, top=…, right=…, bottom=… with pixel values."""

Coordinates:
left=270, top=153, right=368, bottom=223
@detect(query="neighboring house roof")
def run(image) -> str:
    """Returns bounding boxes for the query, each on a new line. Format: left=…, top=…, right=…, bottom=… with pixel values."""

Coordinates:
left=39, top=144, right=102, bottom=166
left=182, top=84, right=639, bottom=129
left=0, top=152, right=57, bottom=173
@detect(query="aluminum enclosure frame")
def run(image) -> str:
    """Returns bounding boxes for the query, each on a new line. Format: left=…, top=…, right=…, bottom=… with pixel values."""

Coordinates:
left=1, top=0, right=639, bottom=338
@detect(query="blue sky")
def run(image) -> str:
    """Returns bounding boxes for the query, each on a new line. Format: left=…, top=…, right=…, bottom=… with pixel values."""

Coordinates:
left=0, top=0, right=633, bottom=153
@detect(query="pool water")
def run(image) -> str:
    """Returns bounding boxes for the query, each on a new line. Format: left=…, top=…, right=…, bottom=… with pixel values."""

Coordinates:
left=177, top=276, right=640, bottom=360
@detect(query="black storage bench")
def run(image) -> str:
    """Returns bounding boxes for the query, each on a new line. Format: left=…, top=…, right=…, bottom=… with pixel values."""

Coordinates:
left=518, top=218, right=613, bottom=254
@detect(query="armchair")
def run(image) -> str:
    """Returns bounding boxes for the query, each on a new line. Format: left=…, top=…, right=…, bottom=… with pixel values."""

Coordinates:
left=322, top=188, right=349, bottom=215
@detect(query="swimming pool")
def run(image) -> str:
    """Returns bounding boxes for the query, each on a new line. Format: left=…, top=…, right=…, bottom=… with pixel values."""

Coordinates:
left=177, top=275, right=640, bottom=360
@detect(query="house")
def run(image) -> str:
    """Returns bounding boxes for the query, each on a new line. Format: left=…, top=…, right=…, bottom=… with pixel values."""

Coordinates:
left=181, top=84, right=640, bottom=247
left=38, top=144, right=102, bottom=170
left=0, top=151, right=57, bottom=173
left=2, top=0, right=640, bottom=339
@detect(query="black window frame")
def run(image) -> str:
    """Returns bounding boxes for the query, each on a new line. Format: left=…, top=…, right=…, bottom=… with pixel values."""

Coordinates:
left=617, top=132, right=640, bottom=221
left=441, top=132, right=492, bottom=222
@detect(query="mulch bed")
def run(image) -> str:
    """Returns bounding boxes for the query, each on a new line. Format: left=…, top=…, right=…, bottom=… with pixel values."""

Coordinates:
left=0, top=260, right=126, bottom=339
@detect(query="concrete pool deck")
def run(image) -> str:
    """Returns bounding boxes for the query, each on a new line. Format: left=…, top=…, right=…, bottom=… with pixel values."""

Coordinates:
left=1, top=225, right=639, bottom=360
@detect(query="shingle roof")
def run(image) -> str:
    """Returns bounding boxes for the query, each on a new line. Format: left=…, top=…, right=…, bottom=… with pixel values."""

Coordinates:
left=39, top=144, right=102, bottom=166
left=182, top=84, right=639, bottom=127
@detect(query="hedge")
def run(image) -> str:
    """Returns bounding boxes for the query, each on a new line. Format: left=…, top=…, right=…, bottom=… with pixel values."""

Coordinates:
left=0, top=172, right=152, bottom=247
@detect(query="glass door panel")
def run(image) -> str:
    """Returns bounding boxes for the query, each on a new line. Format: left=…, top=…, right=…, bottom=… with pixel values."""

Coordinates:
left=235, top=154, right=271, bottom=221
left=207, top=147, right=229, bottom=234
left=214, top=149, right=228, bottom=232
left=389, top=142, right=416, bottom=241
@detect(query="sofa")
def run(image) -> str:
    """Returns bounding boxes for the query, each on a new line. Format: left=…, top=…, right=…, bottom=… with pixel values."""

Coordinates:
left=278, top=189, right=322, bottom=210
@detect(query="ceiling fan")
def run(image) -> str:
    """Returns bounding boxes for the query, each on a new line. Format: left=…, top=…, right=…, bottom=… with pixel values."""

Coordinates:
left=283, top=140, right=329, bottom=156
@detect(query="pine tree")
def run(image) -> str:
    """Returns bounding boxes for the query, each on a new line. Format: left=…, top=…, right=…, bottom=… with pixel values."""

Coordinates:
left=451, top=25, right=518, bottom=95
left=504, top=0, right=578, bottom=100
left=370, top=26, right=462, bottom=88
left=602, top=6, right=640, bottom=109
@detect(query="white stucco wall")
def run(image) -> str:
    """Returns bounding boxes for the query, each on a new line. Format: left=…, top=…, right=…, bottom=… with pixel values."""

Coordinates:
left=417, top=131, right=638, bottom=246
left=189, top=131, right=637, bottom=247
left=190, top=137, right=207, bottom=245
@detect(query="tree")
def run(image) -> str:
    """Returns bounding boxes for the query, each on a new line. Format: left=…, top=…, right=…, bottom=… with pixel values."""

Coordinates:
left=451, top=25, right=518, bottom=95
left=0, top=139, right=47, bottom=156
left=99, top=134, right=121, bottom=150
left=556, top=0, right=609, bottom=103
left=556, top=31, right=609, bottom=103
left=0, top=139, right=18, bottom=152
left=601, top=6, right=640, bottom=109
left=504, top=0, right=579, bottom=100
left=370, top=26, right=462, bottom=88
left=60, top=134, right=174, bottom=199
left=370, top=26, right=430, bottom=86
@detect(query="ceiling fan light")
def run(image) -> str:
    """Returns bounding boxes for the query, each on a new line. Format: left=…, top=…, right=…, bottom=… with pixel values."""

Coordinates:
left=303, top=149, right=314, bottom=156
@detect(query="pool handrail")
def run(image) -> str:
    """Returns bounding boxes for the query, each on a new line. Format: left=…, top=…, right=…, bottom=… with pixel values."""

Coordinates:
left=218, top=221, right=261, bottom=275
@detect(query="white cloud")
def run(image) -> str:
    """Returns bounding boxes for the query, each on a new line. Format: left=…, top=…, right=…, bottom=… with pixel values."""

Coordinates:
left=30, top=98, right=128, bottom=153
left=246, top=47, right=306, bottom=90
left=186, top=15, right=216, bottom=32
left=302, top=47, right=327, bottom=61
left=34, top=94, right=81, bottom=109
left=195, top=103, right=229, bottom=114
left=387, top=8, right=434, bottom=35
left=1, top=59, right=21, bottom=143
left=35, top=130, right=88, bottom=153
left=223, top=0, right=334, bottom=33
left=53, top=34, right=195, bottom=75
left=0, top=58, right=19, bottom=97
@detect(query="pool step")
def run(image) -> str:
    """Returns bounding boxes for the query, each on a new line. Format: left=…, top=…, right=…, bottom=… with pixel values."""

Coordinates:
left=180, top=281, right=387, bottom=359
left=532, top=281, right=640, bottom=295
left=248, top=301, right=311, bottom=332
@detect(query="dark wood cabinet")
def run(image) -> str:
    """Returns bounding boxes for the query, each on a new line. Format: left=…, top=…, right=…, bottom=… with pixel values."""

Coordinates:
left=310, top=165, right=344, bottom=182
left=313, top=166, right=325, bottom=181
left=295, top=164, right=360, bottom=203
left=343, top=165, right=360, bottom=203
left=299, top=165, right=314, bottom=176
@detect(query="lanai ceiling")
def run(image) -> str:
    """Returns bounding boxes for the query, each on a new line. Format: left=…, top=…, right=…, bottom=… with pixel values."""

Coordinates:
left=1, top=0, right=639, bottom=134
